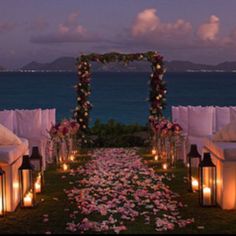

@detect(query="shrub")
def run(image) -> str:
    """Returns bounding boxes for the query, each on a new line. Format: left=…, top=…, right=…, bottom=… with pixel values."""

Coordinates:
left=89, top=119, right=150, bottom=147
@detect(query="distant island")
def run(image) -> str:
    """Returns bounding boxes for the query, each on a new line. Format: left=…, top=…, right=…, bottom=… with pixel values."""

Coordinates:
left=0, top=65, right=6, bottom=71
left=2, top=57, right=236, bottom=72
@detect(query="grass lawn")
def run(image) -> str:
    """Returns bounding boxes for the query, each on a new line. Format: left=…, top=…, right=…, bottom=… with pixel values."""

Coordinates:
left=0, top=154, right=91, bottom=234
left=141, top=149, right=236, bottom=234
left=0, top=148, right=236, bottom=234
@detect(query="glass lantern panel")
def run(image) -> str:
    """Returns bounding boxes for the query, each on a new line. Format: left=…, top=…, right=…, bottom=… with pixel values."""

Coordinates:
left=202, top=167, right=216, bottom=206
left=31, top=159, right=41, bottom=172
left=0, top=179, right=3, bottom=215
left=34, top=173, right=42, bottom=194
left=190, top=158, right=200, bottom=179
left=22, top=170, right=31, bottom=194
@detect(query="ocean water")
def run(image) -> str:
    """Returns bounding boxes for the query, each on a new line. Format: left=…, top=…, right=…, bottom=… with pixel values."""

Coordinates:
left=0, top=72, right=236, bottom=125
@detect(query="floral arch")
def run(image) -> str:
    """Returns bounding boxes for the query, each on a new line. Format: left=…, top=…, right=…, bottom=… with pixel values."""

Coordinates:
left=74, top=52, right=167, bottom=145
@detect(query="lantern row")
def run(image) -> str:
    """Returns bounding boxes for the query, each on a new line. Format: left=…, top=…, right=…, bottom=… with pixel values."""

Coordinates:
left=151, top=144, right=217, bottom=207
left=0, top=146, right=44, bottom=215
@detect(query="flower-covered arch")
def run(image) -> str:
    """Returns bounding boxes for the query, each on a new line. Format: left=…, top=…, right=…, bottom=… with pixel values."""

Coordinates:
left=74, top=52, right=167, bottom=145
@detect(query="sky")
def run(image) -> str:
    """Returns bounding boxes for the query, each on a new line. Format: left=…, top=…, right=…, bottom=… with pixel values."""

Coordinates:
left=1, top=0, right=236, bottom=68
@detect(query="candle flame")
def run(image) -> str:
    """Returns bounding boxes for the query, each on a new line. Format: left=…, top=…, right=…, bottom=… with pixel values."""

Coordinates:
left=162, top=163, right=168, bottom=170
left=203, top=187, right=211, bottom=194
left=69, top=154, right=75, bottom=162
left=23, top=191, right=33, bottom=207
left=13, top=182, right=19, bottom=189
left=34, top=174, right=42, bottom=193
left=62, top=163, right=69, bottom=171
left=191, top=178, right=199, bottom=191
left=152, top=149, right=157, bottom=155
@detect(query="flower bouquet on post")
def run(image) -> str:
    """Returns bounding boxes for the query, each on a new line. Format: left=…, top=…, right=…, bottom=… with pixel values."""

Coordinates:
left=65, top=119, right=80, bottom=162
left=68, top=119, right=80, bottom=155
left=150, top=117, right=183, bottom=167
left=49, top=123, right=64, bottom=165
left=49, top=119, right=80, bottom=166
left=149, top=116, right=161, bottom=161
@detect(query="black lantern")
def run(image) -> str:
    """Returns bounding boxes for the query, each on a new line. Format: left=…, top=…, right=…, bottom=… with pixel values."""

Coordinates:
left=30, top=147, right=44, bottom=194
left=199, top=153, right=217, bottom=207
left=30, top=146, right=43, bottom=172
left=34, top=172, right=43, bottom=194
left=187, top=144, right=201, bottom=192
left=0, top=167, right=6, bottom=216
left=19, top=156, right=35, bottom=208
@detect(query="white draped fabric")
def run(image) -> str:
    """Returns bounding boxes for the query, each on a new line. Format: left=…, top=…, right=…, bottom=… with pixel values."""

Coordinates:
left=0, top=108, right=56, bottom=170
left=0, top=110, right=14, bottom=132
left=172, top=106, right=236, bottom=157
left=0, top=108, right=56, bottom=212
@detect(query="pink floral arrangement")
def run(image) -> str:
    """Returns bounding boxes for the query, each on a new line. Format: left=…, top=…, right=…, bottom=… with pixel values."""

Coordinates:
left=150, top=117, right=182, bottom=137
left=49, top=119, right=80, bottom=142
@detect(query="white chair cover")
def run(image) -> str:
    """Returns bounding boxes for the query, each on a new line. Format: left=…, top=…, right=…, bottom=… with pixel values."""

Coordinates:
left=230, top=107, right=236, bottom=122
left=15, top=109, right=48, bottom=170
left=46, top=109, right=56, bottom=164
left=178, top=106, right=189, bottom=134
left=41, top=109, right=50, bottom=137
left=171, top=106, right=179, bottom=123
left=15, top=109, right=42, bottom=138
left=188, top=106, right=214, bottom=137
left=215, top=107, right=230, bottom=132
left=0, top=110, right=14, bottom=132
left=49, top=109, right=56, bottom=127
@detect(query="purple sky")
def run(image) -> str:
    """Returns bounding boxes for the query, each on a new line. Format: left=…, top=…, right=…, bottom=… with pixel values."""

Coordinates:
left=1, top=0, right=236, bottom=68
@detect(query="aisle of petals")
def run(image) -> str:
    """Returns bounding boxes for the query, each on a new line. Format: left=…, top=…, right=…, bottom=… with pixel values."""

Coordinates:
left=65, top=148, right=194, bottom=234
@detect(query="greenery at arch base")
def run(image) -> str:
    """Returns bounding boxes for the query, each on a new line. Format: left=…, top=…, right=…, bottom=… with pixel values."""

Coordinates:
left=74, top=51, right=167, bottom=146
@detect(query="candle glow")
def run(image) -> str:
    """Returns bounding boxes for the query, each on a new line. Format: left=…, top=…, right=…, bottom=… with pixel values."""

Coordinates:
left=23, top=192, right=33, bottom=207
left=154, top=155, right=158, bottom=161
left=191, top=178, right=199, bottom=192
left=203, top=187, right=211, bottom=205
left=162, top=163, right=168, bottom=170
left=62, top=163, right=69, bottom=172
left=152, top=149, right=157, bottom=155
left=69, top=154, right=75, bottom=162
left=34, top=174, right=42, bottom=194
left=35, top=182, right=41, bottom=193
left=13, top=182, right=19, bottom=189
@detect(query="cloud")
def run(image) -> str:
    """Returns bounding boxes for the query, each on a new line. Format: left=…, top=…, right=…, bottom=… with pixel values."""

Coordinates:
left=99, top=9, right=228, bottom=64
left=132, top=9, right=160, bottom=36
left=195, top=15, right=236, bottom=51
left=29, top=7, right=236, bottom=65
left=131, top=8, right=192, bottom=41
left=114, top=9, right=224, bottom=53
left=93, top=8, right=193, bottom=52
left=197, top=15, right=220, bottom=41
left=30, top=11, right=95, bottom=44
left=123, top=8, right=194, bottom=52
left=0, top=21, right=16, bottom=33
left=58, top=23, right=69, bottom=34
left=215, top=28, right=236, bottom=49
